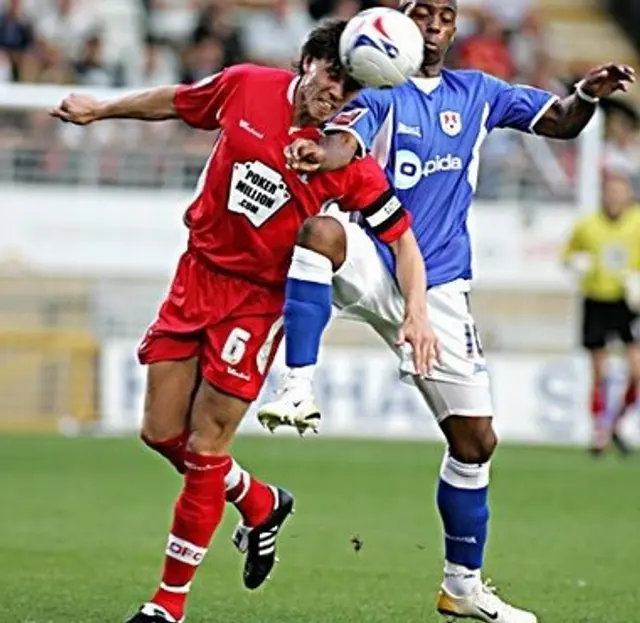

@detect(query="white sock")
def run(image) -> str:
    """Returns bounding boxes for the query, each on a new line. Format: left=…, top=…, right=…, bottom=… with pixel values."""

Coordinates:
left=443, top=561, right=482, bottom=597
left=283, top=365, right=315, bottom=392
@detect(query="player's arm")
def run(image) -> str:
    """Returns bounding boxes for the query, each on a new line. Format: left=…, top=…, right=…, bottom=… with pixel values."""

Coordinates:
left=486, top=64, right=635, bottom=140
left=49, top=86, right=179, bottom=125
left=342, top=159, right=440, bottom=375
left=534, top=64, right=635, bottom=139
left=50, top=67, right=243, bottom=130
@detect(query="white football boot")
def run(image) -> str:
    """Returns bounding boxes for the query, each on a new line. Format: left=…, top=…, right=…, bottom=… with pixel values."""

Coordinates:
left=437, top=581, right=537, bottom=623
left=256, top=375, right=320, bottom=436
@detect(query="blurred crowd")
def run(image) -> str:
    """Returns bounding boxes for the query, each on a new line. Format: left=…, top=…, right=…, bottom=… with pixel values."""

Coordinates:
left=0, top=0, right=638, bottom=199
left=0, top=0, right=561, bottom=90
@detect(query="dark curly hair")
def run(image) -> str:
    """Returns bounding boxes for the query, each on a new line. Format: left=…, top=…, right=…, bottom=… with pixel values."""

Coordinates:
left=295, top=18, right=362, bottom=91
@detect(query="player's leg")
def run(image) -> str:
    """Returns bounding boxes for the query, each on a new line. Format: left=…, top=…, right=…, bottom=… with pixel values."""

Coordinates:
left=139, top=358, right=198, bottom=473
left=141, top=357, right=284, bottom=523
left=581, top=298, right=610, bottom=455
left=201, top=300, right=293, bottom=591
left=328, top=265, right=535, bottom=622
left=257, top=215, right=343, bottom=434
left=136, top=253, right=203, bottom=473
left=127, top=380, right=251, bottom=623
left=412, top=300, right=535, bottom=622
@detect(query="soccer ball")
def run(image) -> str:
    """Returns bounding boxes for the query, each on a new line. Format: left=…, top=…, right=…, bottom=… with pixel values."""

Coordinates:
left=339, top=8, right=424, bottom=88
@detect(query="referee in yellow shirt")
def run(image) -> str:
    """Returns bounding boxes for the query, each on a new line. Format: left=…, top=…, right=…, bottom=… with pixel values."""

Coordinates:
left=563, top=174, right=640, bottom=455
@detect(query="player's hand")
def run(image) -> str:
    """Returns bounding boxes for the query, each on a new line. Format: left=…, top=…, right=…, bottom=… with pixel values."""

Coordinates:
left=579, top=63, right=636, bottom=98
left=284, top=138, right=326, bottom=173
left=49, top=93, right=100, bottom=125
left=396, top=309, right=441, bottom=377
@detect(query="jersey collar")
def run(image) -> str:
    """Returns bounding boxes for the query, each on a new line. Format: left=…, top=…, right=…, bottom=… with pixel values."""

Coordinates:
left=410, top=76, right=442, bottom=94
left=287, top=76, right=301, bottom=104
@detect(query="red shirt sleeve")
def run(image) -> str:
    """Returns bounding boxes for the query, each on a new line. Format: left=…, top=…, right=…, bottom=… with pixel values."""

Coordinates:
left=338, top=156, right=412, bottom=244
left=174, top=65, right=245, bottom=130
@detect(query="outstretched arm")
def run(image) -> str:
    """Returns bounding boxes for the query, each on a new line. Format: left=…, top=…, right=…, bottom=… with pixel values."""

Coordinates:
left=533, top=64, right=635, bottom=139
left=49, top=86, right=179, bottom=125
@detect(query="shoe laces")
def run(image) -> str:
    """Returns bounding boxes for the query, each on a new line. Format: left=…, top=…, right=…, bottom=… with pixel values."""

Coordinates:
left=478, top=580, right=520, bottom=615
left=476, top=579, right=504, bottom=610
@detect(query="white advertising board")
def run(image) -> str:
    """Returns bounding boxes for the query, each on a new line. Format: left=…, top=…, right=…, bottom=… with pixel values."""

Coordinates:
left=2, top=183, right=576, bottom=289
left=99, top=340, right=640, bottom=445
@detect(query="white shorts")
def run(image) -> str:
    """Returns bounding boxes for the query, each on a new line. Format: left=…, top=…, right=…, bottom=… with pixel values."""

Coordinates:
left=329, top=215, right=494, bottom=422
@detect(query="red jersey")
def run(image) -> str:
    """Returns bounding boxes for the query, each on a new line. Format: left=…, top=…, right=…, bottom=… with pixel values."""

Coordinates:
left=174, top=64, right=410, bottom=287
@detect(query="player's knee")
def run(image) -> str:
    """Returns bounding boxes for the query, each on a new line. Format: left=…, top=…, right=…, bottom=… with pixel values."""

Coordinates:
left=297, top=216, right=346, bottom=270
left=140, top=413, right=184, bottom=446
left=188, top=381, right=247, bottom=454
left=447, top=419, right=497, bottom=464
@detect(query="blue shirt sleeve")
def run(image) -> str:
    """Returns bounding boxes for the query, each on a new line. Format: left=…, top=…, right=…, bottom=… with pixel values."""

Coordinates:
left=323, top=88, right=393, bottom=157
left=484, top=74, right=558, bottom=133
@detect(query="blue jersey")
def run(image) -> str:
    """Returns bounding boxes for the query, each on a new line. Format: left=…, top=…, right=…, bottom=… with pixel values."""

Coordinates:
left=324, top=69, right=557, bottom=287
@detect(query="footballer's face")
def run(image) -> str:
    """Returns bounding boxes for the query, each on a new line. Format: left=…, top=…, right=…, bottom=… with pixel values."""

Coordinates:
left=298, top=57, right=360, bottom=125
left=407, top=0, right=457, bottom=74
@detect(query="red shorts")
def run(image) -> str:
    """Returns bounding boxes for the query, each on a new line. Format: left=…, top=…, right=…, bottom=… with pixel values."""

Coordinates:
left=138, top=250, right=284, bottom=402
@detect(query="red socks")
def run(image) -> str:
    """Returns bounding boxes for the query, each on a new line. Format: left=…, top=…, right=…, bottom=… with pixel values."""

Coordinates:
left=225, top=459, right=275, bottom=527
left=142, top=434, right=275, bottom=528
left=141, top=431, right=188, bottom=474
left=150, top=452, right=230, bottom=620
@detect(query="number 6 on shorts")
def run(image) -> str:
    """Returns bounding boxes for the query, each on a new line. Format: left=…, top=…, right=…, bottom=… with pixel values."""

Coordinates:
left=221, top=327, right=252, bottom=365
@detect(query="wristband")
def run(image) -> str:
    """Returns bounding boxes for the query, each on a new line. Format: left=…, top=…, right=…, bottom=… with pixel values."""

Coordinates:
left=574, top=80, right=600, bottom=104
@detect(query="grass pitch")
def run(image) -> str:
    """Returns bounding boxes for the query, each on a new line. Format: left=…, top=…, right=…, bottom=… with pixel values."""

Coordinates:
left=1, top=435, right=639, bottom=623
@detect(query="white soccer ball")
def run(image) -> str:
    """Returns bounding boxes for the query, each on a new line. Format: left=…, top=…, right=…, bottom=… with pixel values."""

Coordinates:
left=339, top=8, right=424, bottom=88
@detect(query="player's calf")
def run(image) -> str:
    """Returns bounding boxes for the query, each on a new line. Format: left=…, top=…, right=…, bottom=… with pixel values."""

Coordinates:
left=258, top=217, right=344, bottom=435
left=437, top=417, right=496, bottom=600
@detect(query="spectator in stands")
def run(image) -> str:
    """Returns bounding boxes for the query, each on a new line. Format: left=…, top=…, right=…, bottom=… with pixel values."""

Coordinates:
left=455, top=11, right=515, bottom=80
left=37, top=39, right=74, bottom=84
left=179, top=34, right=224, bottom=83
left=138, top=37, right=177, bottom=87
left=483, top=0, right=535, bottom=36
left=0, top=0, right=34, bottom=81
left=307, top=0, right=362, bottom=20
left=602, top=98, right=640, bottom=182
left=35, top=0, right=99, bottom=62
left=240, top=0, right=313, bottom=68
left=73, top=31, right=121, bottom=87
left=510, top=10, right=547, bottom=83
left=191, top=1, right=245, bottom=67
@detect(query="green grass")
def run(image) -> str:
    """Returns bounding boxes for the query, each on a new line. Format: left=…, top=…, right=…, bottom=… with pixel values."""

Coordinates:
left=1, top=435, right=639, bottom=623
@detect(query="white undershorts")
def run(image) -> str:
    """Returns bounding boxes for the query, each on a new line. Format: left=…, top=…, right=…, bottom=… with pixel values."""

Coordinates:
left=327, top=211, right=494, bottom=422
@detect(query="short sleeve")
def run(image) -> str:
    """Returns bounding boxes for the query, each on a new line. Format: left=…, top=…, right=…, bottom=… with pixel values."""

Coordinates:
left=484, top=74, right=558, bottom=134
left=323, top=89, right=393, bottom=157
left=174, top=65, right=245, bottom=130
left=338, top=157, right=411, bottom=243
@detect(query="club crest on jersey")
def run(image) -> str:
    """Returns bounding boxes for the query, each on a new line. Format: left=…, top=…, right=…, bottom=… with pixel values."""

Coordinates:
left=439, top=111, right=462, bottom=137
left=330, top=108, right=367, bottom=128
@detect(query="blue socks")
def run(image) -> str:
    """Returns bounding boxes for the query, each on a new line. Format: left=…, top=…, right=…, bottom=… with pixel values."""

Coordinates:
left=284, top=246, right=333, bottom=368
left=438, top=451, right=491, bottom=594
